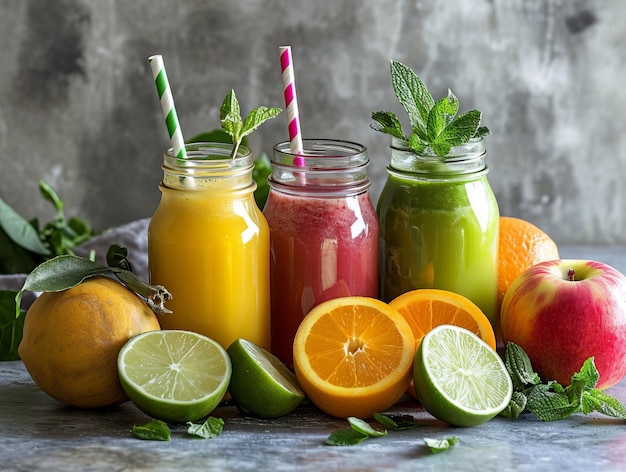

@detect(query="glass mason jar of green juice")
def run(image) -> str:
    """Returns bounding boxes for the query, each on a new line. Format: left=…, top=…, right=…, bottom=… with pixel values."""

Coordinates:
left=377, top=137, right=499, bottom=327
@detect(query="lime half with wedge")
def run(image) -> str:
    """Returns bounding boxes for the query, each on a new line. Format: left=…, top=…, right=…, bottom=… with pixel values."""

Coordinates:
left=227, top=338, right=305, bottom=418
left=118, top=330, right=231, bottom=423
left=414, top=325, right=512, bottom=427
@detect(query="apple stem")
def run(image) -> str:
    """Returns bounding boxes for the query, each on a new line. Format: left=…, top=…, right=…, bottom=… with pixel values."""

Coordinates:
left=568, top=268, right=575, bottom=281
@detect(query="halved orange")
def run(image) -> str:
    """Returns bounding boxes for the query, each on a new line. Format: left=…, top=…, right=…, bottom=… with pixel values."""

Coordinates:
left=292, top=296, right=415, bottom=419
left=389, top=289, right=497, bottom=399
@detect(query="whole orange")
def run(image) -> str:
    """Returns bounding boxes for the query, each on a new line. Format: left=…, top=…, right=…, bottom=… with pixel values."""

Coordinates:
left=18, top=277, right=161, bottom=408
left=498, top=216, right=560, bottom=314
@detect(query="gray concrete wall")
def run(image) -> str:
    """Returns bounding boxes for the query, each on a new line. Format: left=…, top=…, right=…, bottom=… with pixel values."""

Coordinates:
left=1, top=0, right=624, bottom=245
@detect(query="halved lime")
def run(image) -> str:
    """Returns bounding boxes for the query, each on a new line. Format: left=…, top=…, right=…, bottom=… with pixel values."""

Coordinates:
left=414, top=325, right=512, bottom=427
left=227, top=338, right=305, bottom=418
left=118, top=330, right=231, bottom=423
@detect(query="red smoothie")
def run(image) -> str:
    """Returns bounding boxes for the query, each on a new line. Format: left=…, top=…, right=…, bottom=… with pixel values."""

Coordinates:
left=263, top=189, right=379, bottom=366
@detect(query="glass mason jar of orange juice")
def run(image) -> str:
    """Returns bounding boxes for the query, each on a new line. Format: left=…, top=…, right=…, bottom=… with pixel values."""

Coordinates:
left=148, top=142, right=270, bottom=349
left=263, top=139, right=379, bottom=367
left=377, top=137, right=499, bottom=327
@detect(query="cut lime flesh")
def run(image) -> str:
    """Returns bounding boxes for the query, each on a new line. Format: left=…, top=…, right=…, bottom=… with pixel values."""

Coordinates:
left=414, top=325, right=512, bottom=427
left=227, top=338, right=305, bottom=418
left=118, top=330, right=231, bottom=423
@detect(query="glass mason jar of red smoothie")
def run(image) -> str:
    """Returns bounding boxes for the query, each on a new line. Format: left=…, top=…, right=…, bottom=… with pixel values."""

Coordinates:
left=377, top=137, right=499, bottom=329
left=263, top=139, right=379, bottom=367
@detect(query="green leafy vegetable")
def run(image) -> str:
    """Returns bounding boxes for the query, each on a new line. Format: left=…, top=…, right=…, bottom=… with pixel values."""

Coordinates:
left=501, top=342, right=626, bottom=421
left=187, top=417, right=224, bottom=439
left=132, top=419, right=171, bottom=441
left=0, top=290, right=25, bottom=361
left=371, top=60, right=489, bottom=158
left=219, top=90, right=281, bottom=159
left=0, top=180, right=95, bottom=275
left=424, top=436, right=459, bottom=453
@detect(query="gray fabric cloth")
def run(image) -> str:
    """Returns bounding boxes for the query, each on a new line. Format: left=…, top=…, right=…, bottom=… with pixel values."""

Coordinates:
left=0, top=218, right=150, bottom=309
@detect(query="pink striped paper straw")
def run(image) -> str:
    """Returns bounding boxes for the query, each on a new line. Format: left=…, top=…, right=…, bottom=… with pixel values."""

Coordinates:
left=279, top=46, right=305, bottom=166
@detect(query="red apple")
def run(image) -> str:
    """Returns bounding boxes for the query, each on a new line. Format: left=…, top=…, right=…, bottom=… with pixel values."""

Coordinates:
left=500, top=259, right=626, bottom=390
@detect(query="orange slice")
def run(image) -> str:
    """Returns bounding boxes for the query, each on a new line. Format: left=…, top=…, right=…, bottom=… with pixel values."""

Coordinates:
left=292, top=296, right=415, bottom=419
left=389, top=289, right=497, bottom=399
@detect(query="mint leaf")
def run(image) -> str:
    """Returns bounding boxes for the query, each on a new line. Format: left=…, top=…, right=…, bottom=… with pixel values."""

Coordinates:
left=408, top=133, right=428, bottom=155
left=372, top=61, right=489, bottom=158
left=370, top=111, right=406, bottom=140
left=373, top=413, right=422, bottom=430
left=505, top=342, right=541, bottom=391
left=132, top=420, right=171, bottom=441
left=424, top=436, right=459, bottom=453
left=325, top=428, right=368, bottom=446
left=440, top=110, right=482, bottom=146
left=241, top=106, right=282, bottom=139
left=581, top=389, right=626, bottom=419
left=526, top=383, right=579, bottom=421
left=390, top=60, right=434, bottom=136
left=187, top=417, right=224, bottom=439
left=427, top=90, right=459, bottom=142
left=500, top=391, right=527, bottom=419
left=219, top=89, right=281, bottom=158
left=347, top=417, right=386, bottom=438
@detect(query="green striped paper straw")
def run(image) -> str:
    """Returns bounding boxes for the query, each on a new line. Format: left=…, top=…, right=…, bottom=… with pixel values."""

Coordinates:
left=149, top=55, right=187, bottom=159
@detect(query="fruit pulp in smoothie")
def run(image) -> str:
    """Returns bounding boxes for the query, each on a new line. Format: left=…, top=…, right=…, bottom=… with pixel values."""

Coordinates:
left=148, top=186, right=271, bottom=350
left=377, top=172, right=499, bottom=326
left=263, top=190, right=379, bottom=366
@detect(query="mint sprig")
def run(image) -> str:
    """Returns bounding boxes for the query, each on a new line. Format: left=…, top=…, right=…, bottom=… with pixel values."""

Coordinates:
left=371, top=60, right=489, bottom=158
left=219, top=90, right=282, bottom=159
left=501, top=342, right=626, bottom=421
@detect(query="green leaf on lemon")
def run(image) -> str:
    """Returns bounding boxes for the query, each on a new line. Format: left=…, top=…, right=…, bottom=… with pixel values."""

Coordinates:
left=132, top=420, right=171, bottom=441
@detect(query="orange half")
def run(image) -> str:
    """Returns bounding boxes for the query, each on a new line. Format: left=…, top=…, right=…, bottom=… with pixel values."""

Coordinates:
left=293, top=296, right=415, bottom=419
left=389, top=289, right=497, bottom=399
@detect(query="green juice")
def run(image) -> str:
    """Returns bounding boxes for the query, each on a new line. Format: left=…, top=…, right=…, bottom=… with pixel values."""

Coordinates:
left=377, top=142, right=499, bottom=327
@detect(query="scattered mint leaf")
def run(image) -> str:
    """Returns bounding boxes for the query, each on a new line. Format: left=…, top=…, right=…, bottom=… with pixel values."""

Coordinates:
left=372, top=60, right=489, bottom=158
left=424, top=436, right=459, bottom=453
left=219, top=89, right=281, bottom=159
left=347, top=417, right=386, bottom=438
left=187, top=417, right=224, bottom=439
left=325, top=428, right=369, bottom=446
left=373, top=412, right=398, bottom=429
left=132, top=420, right=171, bottom=441
left=373, top=413, right=422, bottom=430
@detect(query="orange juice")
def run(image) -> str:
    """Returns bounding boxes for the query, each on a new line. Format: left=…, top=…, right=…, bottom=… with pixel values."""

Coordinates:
left=148, top=143, right=270, bottom=349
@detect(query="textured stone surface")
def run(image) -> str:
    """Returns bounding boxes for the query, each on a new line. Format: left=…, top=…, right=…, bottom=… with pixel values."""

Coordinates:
left=2, top=359, right=626, bottom=471
left=1, top=0, right=625, bottom=244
